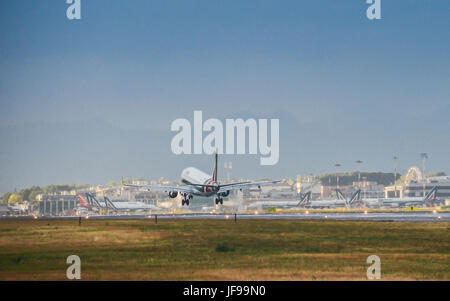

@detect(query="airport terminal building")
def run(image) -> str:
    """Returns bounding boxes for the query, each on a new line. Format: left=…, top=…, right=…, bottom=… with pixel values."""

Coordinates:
left=385, top=176, right=450, bottom=199
left=38, top=195, right=78, bottom=215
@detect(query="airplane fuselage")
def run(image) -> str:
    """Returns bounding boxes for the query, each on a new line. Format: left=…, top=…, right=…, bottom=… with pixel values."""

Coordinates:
left=305, top=199, right=347, bottom=208
left=362, top=197, right=429, bottom=207
left=181, top=167, right=220, bottom=197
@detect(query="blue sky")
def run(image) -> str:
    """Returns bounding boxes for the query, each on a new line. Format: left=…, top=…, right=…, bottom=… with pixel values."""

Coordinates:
left=0, top=0, right=449, bottom=192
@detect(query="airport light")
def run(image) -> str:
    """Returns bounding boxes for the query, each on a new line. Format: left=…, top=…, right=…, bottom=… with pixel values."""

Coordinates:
left=355, top=160, right=363, bottom=188
left=393, top=156, right=399, bottom=197
left=362, top=176, right=367, bottom=199
left=420, top=153, right=428, bottom=198
left=305, top=210, right=309, bottom=215
left=335, top=163, right=341, bottom=189
left=324, top=215, right=328, bottom=219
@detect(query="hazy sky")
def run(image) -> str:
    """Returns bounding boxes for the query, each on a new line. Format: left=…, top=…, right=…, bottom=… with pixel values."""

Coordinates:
left=1, top=0, right=449, bottom=192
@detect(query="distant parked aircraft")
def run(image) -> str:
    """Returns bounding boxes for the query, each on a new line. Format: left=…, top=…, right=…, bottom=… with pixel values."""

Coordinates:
left=77, top=193, right=160, bottom=212
left=246, top=192, right=312, bottom=210
left=302, top=190, right=361, bottom=209
left=361, top=186, right=439, bottom=208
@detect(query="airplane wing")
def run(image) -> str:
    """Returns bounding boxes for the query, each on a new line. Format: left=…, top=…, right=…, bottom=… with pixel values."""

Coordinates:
left=124, top=183, right=197, bottom=194
left=217, top=180, right=281, bottom=193
left=126, top=180, right=281, bottom=194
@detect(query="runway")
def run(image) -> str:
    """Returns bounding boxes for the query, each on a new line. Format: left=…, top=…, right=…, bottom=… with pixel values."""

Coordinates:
left=3, top=212, right=449, bottom=222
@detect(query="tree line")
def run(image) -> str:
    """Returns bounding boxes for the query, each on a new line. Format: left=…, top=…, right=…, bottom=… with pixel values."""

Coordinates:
left=1, top=184, right=90, bottom=205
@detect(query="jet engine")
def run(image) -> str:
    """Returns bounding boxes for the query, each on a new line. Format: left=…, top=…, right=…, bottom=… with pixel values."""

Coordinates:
left=220, top=190, right=230, bottom=197
left=168, top=191, right=178, bottom=198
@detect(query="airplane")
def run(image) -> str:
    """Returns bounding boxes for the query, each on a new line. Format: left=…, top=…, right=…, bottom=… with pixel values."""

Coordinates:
left=246, top=191, right=312, bottom=210
left=125, top=152, right=281, bottom=206
left=362, top=186, right=439, bottom=208
left=103, top=196, right=160, bottom=212
left=81, top=193, right=160, bottom=212
left=77, top=194, right=99, bottom=212
left=303, top=189, right=361, bottom=209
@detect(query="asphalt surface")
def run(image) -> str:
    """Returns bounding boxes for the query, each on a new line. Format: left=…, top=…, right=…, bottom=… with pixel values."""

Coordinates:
left=2, top=212, right=449, bottom=222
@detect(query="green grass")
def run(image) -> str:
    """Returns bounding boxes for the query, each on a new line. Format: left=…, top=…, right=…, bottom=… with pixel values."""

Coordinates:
left=0, top=219, right=448, bottom=280
left=215, top=243, right=236, bottom=253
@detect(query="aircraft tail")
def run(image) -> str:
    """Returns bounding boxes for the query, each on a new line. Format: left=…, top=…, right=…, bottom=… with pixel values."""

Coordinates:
left=297, top=191, right=311, bottom=207
left=336, top=189, right=346, bottom=201
left=212, top=152, right=218, bottom=182
left=86, top=193, right=102, bottom=209
left=77, top=194, right=89, bottom=207
left=423, top=186, right=438, bottom=202
left=104, top=197, right=117, bottom=210
left=349, top=189, right=361, bottom=205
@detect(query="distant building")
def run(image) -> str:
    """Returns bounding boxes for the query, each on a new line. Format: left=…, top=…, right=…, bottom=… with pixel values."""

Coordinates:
left=356, top=181, right=385, bottom=199
left=133, top=190, right=163, bottom=206
left=39, top=195, right=78, bottom=215
left=298, top=182, right=322, bottom=200
left=132, top=179, right=150, bottom=185
left=321, top=185, right=352, bottom=199
left=385, top=177, right=450, bottom=199
left=320, top=180, right=384, bottom=199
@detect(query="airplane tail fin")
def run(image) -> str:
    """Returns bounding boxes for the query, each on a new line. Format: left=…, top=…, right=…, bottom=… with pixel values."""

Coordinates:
left=86, top=193, right=102, bottom=208
left=423, top=186, right=438, bottom=202
left=336, top=189, right=346, bottom=201
left=212, top=152, right=218, bottom=182
left=298, top=191, right=311, bottom=206
left=104, top=197, right=117, bottom=210
left=77, top=194, right=88, bottom=207
left=349, top=189, right=361, bottom=205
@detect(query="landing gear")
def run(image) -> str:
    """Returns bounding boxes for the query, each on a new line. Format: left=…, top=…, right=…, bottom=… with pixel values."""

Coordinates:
left=215, top=197, right=223, bottom=205
left=181, top=194, right=192, bottom=206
